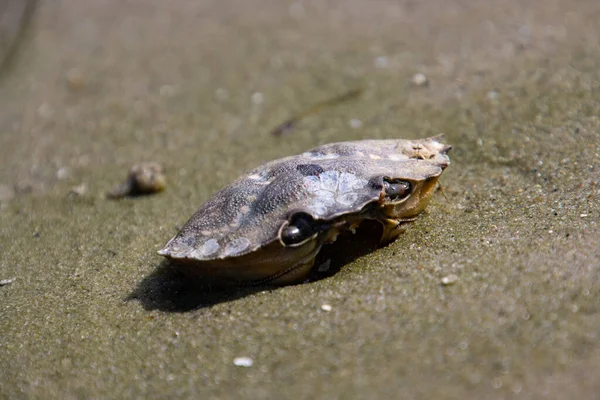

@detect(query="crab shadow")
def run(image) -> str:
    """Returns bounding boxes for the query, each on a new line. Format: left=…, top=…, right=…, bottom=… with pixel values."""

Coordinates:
left=126, top=261, right=271, bottom=312
left=128, top=221, right=382, bottom=312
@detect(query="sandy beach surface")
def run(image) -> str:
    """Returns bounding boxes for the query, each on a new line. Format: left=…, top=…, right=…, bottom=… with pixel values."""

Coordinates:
left=1, top=0, right=599, bottom=398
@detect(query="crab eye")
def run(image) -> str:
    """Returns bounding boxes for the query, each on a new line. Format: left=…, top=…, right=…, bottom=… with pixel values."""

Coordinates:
left=281, top=214, right=316, bottom=246
left=383, top=180, right=412, bottom=201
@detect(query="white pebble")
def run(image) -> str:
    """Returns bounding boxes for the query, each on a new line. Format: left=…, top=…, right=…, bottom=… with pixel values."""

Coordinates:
left=486, top=89, right=500, bottom=101
left=56, top=167, right=69, bottom=180
left=0, top=278, right=15, bottom=286
left=69, top=184, right=87, bottom=196
left=411, top=73, right=428, bottom=86
left=571, top=304, right=579, bottom=313
left=321, top=304, right=332, bottom=312
left=441, top=274, right=458, bottom=286
left=580, top=213, right=588, bottom=218
left=349, top=119, right=363, bottom=129
left=251, top=92, right=264, bottom=105
left=374, top=56, right=389, bottom=69
left=233, top=357, right=254, bottom=367
left=491, top=377, right=502, bottom=389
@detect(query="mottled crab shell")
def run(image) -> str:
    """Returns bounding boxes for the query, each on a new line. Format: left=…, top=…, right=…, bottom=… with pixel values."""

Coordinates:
left=158, top=135, right=451, bottom=281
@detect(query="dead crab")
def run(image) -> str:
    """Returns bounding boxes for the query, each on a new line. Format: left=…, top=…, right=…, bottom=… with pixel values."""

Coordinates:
left=159, top=135, right=451, bottom=285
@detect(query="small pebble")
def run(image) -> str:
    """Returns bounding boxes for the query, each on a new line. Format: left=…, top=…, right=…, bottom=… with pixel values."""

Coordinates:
left=349, top=119, right=363, bottom=129
left=491, top=377, right=503, bottom=389
left=56, top=167, right=69, bottom=180
left=251, top=92, right=264, bottom=105
left=441, top=274, right=459, bottom=286
left=69, top=184, right=87, bottom=196
left=0, top=278, right=15, bottom=286
left=66, top=68, right=86, bottom=91
left=411, top=73, right=429, bottom=87
left=107, top=162, right=166, bottom=199
left=486, top=89, right=500, bottom=101
left=321, top=304, right=332, bottom=312
left=374, top=56, right=389, bottom=69
left=233, top=357, right=254, bottom=367
left=571, top=304, right=579, bottom=313
left=580, top=213, right=588, bottom=218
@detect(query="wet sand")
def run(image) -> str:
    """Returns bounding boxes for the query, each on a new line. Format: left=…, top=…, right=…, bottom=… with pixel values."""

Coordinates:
left=1, top=0, right=599, bottom=398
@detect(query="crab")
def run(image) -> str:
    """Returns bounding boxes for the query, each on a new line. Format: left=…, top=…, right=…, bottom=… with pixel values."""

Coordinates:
left=158, top=135, right=451, bottom=285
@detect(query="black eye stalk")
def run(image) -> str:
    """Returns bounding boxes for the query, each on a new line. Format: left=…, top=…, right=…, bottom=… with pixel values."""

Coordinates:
left=383, top=179, right=412, bottom=201
left=280, top=213, right=324, bottom=247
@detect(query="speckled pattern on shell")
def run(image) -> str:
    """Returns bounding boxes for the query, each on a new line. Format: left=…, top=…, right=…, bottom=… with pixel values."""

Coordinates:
left=159, top=136, right=450, bottom=261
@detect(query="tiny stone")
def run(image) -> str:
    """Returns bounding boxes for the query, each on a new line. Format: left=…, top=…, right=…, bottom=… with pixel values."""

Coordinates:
left=0, top=278, right=15, bottom=286
left=233, top=357, right=253, bottom=367
left=411, top=73, right=429, bottom=87
left=486, top=89, right=500, bottom=101
left=491, top=377, right=502, bottom=389
left=349, top=119, right=363, bottom=129
left=321, top=304, right=332, bottom=312
left=56, top=167, right=69, bottom=180
left=251, top=92, right=264, bottom=105
left=374, top=56, right=389, bottom=69
left=441, top=274, right=459, bottom=286
left=580, top=213, right=588, bottom=217
left=107, top=162, right=166, bottom=199
left=66, top=67, right=85, bottom=90
left=571, top=304, right=579, bottom=313
left=69, top=184, right=87, bottom=196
